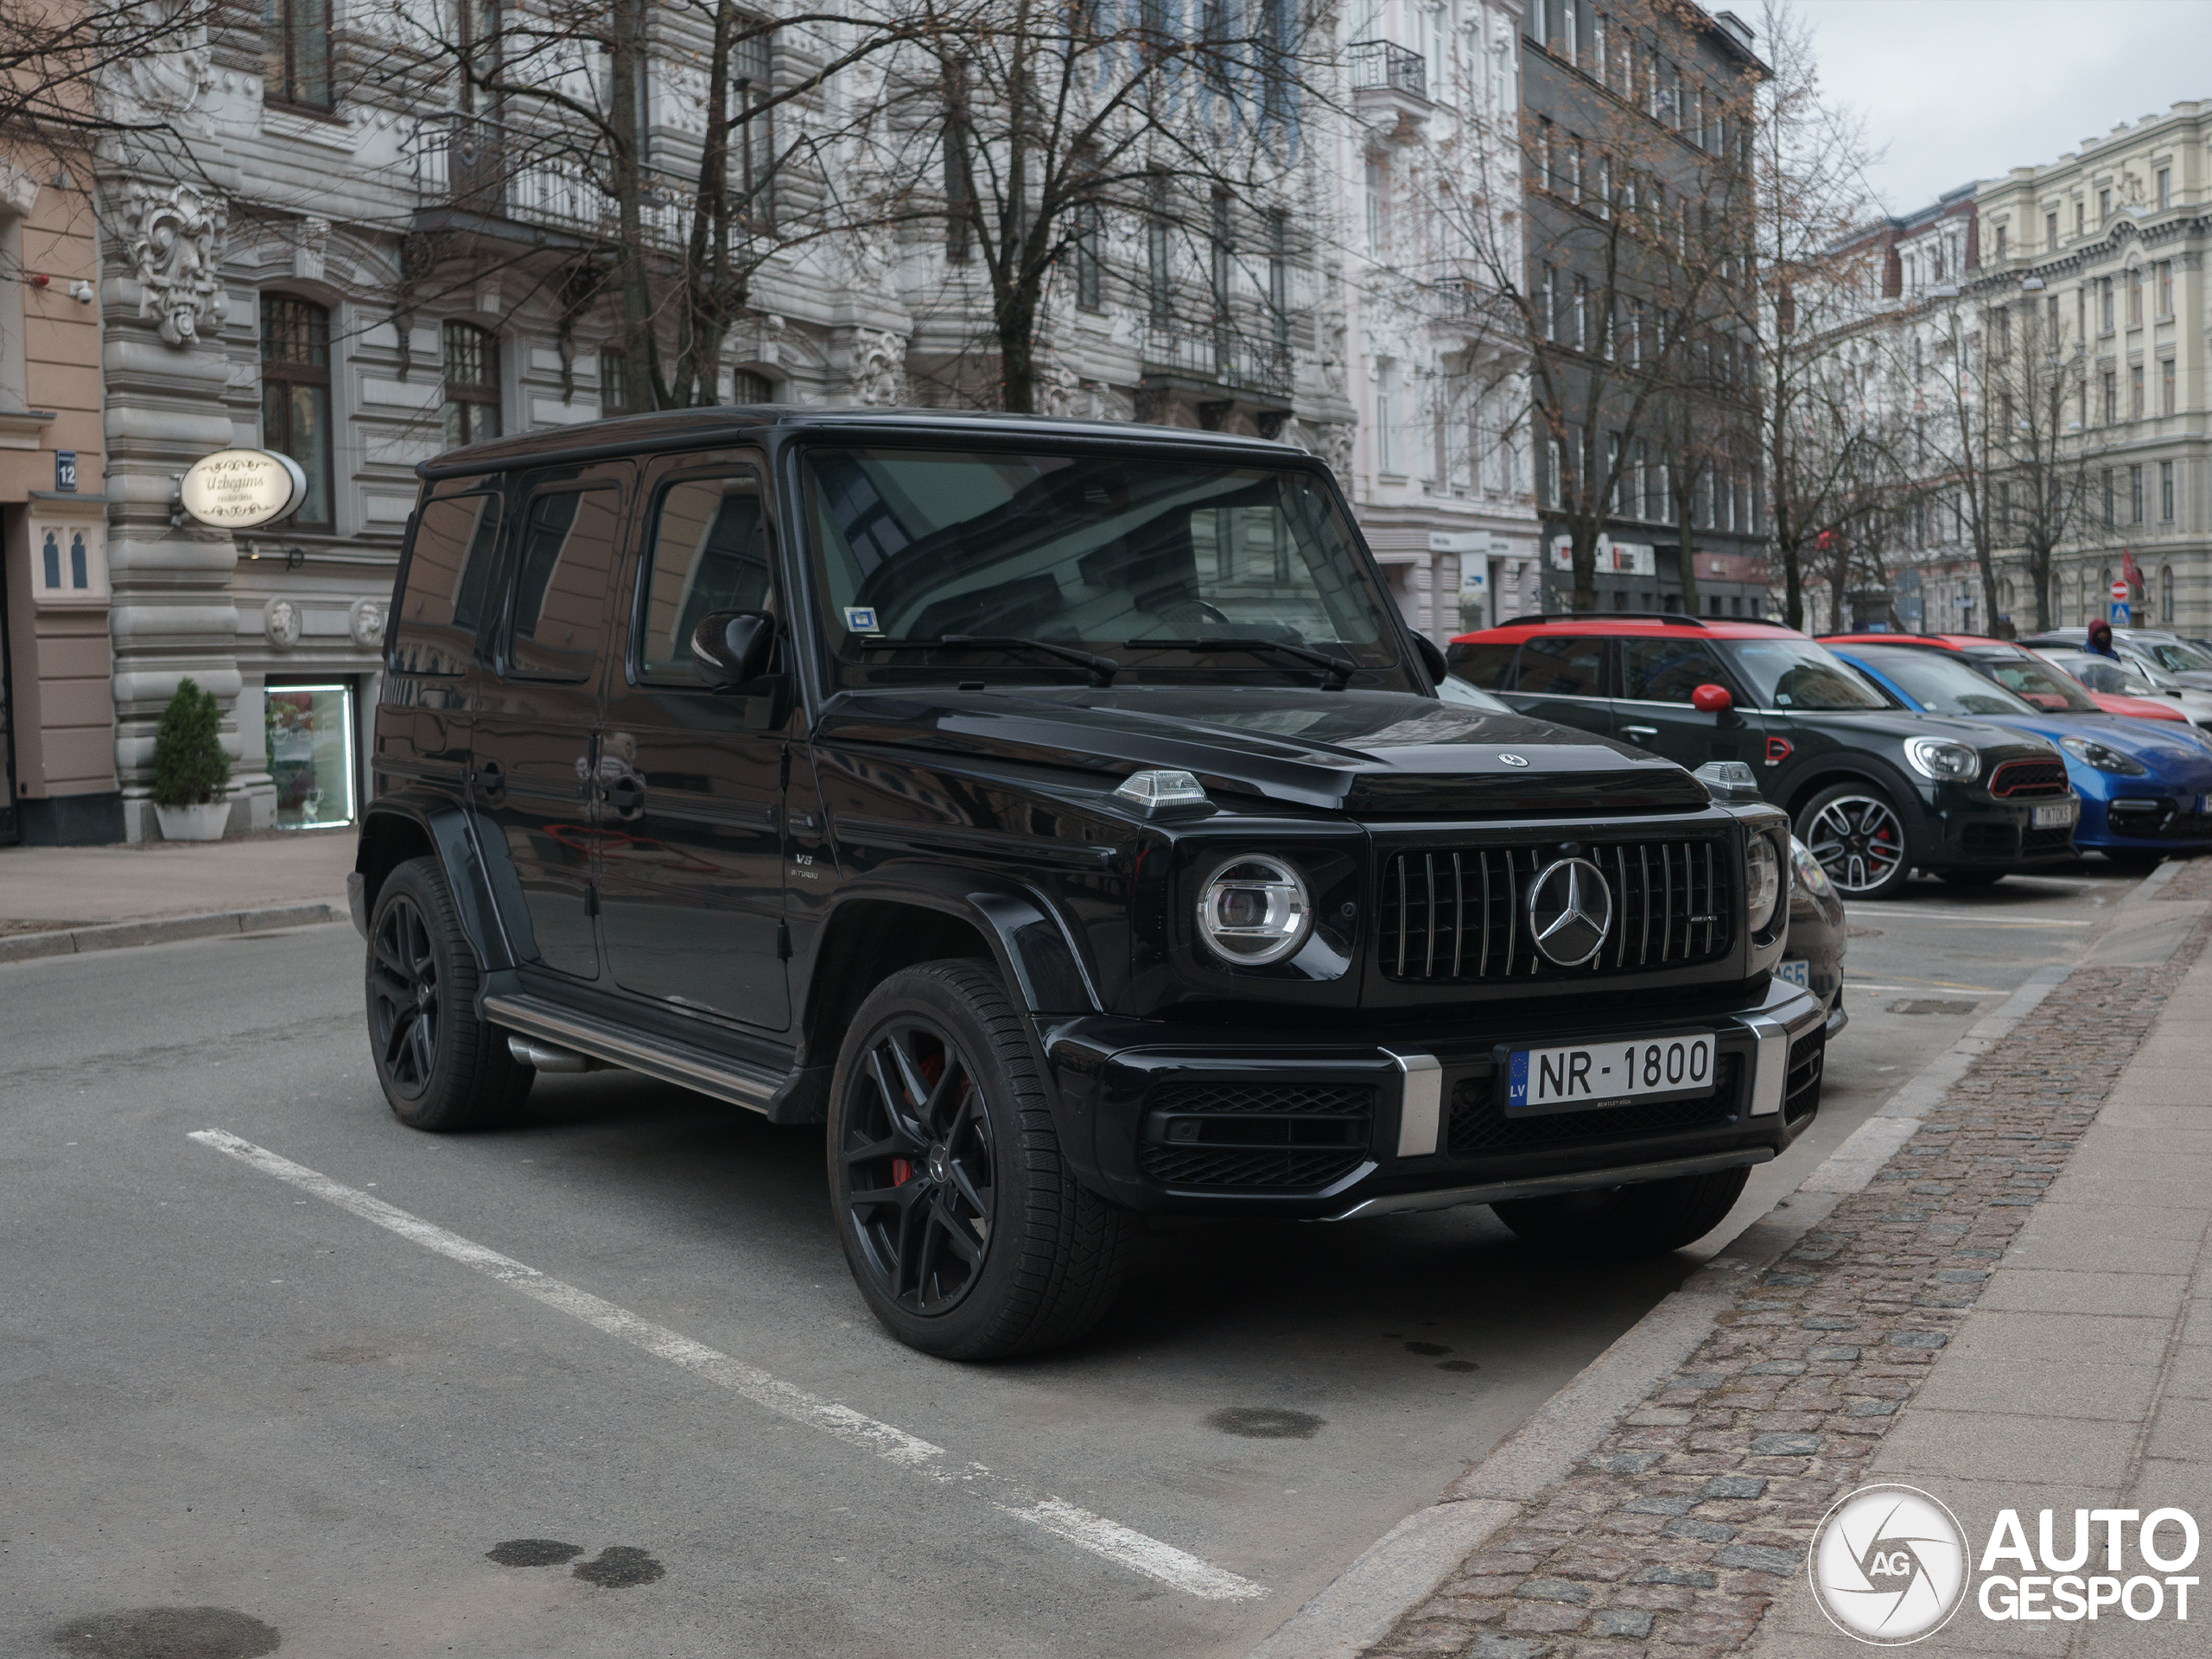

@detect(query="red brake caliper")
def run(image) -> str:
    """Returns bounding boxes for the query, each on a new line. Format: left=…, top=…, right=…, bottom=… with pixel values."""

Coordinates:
left=893, top=1048, right=948, bottom=1185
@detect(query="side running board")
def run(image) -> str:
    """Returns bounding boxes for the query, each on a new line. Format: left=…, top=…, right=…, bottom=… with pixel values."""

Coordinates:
left=483, top=992, right=787, bottom=1115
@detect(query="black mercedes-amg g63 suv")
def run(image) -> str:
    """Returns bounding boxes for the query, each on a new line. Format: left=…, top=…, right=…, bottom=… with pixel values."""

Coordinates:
left=352, top=409, right=1824, bottom=1358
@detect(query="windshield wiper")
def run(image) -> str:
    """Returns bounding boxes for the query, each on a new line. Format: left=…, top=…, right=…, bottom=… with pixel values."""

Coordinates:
left=1128, top=637, right=1356, bottom=690
left=861, top=634, right=1119, bottom=687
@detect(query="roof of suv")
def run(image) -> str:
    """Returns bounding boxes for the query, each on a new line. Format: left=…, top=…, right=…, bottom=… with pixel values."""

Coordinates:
left=1452, top=614, right=1802, bottom=644
left=420, top=404, right=1304, bottom=480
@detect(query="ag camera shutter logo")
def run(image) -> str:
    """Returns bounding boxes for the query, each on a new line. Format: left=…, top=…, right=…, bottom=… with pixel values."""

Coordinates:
left=1810, top=1484, right=1969, bottom=1644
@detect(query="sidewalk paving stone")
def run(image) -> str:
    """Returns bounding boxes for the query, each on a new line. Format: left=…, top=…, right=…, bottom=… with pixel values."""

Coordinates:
left=1366, top=909, right=2212, bottom=1659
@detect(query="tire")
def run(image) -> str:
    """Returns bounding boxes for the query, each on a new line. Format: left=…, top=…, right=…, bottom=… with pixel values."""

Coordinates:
left=827, top=960, right=1135, bottom=1360
left=1797, top=781, right=1915, bottom=900
left=1938, top=868, right=2005, bottom=887
left=365, top=855, right=534, bottom=1131
left=1491, top=1165, right=1751, bottom=1260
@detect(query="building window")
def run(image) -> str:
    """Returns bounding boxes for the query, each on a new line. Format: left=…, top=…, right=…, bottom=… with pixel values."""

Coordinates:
left=442, top=321, right=501, bottom=448
left=2161, top=460, right=2175, bottom=521
left=1075, top=200, right=1104, bottom=311
left=2102, top=368, right=2116, bottom=424
left=2102, top=467, right=2114, bottom=525
left=2130, top=463, right=2144, bottom=524
left=2158, top=261, right=2173, bottom=316
left=730, top=17, right=776, bottom=228
left=2099, top=187, right=2111, bottom=222
left=265, top=684, right=357, bottom=829
left=1147, top=175, right=1172, bottom=326
left=599, top=348, right=634, bottom=416
left=2046, top=210, right=2058, bottom=250
left=944, top=111, right=972, bottom=263
left=1267, top=210, right=1289, bottom=348
left=2101, top=277, right=2114, bottom=332
left=2131, top=363, right=2145, bottom=419
left=264, top=0, right=333, bottom=109
left=2162, top=358, right=2176, bottom=416
left=1994, top=224, right=2007, bottom=260
left=260, top=295, right=334, bottom=530
left=2162, top=564, right=2175, bottom=622
left=2127, top=267, right=2142, bottom=326
left=1376, top=360, right=1400, bottom=476
left=2158, top=168, right=2171, bottom=210
left=732, top=368, right=776, bottom=404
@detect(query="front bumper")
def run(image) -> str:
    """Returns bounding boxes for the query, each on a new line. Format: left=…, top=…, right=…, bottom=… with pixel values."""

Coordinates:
left=2081, top=790, right=2212, bottom=849
left=1928, top=785, right=2078, bottom=868
left=1044, top=979, right=1827, bottom=1219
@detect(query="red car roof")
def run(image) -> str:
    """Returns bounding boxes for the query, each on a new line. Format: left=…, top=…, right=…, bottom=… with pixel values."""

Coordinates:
left=1452, top=617, right=1802, bottom=645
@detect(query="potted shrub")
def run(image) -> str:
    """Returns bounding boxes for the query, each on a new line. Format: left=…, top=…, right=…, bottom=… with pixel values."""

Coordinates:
left=151, top=677, right=232, bottom=841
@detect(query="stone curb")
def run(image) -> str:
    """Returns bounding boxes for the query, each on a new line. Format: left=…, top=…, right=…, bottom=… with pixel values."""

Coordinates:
left=1240, top=957, right=2105, bottom=1659
left=0, top=902, right=348, bottom=964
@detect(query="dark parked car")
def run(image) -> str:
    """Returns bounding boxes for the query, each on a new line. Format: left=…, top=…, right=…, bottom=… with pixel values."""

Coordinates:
left=353, top=411, right=1825, bottom=1359
left=1448, top=615, right=2078, bottom=900
left=2018, top=626, right=2212, bottom=692
left=1825, top=639, right=2212, bottom=866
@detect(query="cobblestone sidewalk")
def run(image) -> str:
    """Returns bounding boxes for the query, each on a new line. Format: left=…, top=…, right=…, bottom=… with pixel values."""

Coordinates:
left=1368, top=906, right=2212, bottom=1659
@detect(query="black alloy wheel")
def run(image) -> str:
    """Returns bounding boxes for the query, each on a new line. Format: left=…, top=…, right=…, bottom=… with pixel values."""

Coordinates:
left=369, top=893, right=440, bottom=1099
left=827, top=961, right=1134, bottom=1359
left=363, top=856, right=533, bottom=1131
left=1799, top=783, right=1913, bottom=900
left=840, top=1018, right=997, bottom=1317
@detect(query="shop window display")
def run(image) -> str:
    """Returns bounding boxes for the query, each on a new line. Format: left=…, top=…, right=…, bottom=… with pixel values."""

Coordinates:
left=265, top=684, right=357, bottom=829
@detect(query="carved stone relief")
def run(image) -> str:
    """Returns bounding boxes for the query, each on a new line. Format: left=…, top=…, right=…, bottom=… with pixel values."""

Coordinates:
left=124, top=183, right=228, bottom=347
left=849, top=327, right=906, bottom=405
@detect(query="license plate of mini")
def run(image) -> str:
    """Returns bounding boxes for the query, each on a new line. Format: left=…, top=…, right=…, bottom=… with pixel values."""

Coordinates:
left=2032, top=799, right=2079, bottom=829
left=1505, top=1033, right=1717, bottom=1116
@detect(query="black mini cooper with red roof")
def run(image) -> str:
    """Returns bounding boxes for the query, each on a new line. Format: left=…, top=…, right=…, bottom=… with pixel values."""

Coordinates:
left=1448, top=614, right=2078, bottom=900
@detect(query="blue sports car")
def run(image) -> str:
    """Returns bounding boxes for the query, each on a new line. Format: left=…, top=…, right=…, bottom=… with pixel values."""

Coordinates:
left=1832, top=642, right=2212, bottom=868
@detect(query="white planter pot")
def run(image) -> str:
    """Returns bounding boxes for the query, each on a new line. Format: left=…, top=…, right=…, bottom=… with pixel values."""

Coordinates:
left=154, top=801, right=231, bottom=842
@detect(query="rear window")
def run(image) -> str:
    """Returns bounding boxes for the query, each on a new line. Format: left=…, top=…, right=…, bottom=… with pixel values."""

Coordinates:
left=1964, top=651, right=2098, bottom=711
left=1446, top=640, right=1516, bottom=690
left=1514, top=635, right=1607, bottom=696
left=389, top=491, right=501, bottom=677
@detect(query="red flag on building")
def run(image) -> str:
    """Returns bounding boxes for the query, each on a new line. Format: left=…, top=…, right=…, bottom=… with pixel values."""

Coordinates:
left=2123, top=547, right=2143, bottom=592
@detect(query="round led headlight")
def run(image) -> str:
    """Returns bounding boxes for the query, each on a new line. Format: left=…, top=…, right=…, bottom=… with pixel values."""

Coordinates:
left=1195, top=854, right=1312, bottom=968
left=1745, top=835, right=1782, bottom=933
left=1904, top=736, right=1981, bottom=782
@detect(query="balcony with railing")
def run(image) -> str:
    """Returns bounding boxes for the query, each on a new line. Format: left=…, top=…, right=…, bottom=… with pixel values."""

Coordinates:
left=1349, top=39, right=1426, bottom=99
left=404, top=113, right=685, bottom=245
left=1140, top=324, right=1294, bottom=404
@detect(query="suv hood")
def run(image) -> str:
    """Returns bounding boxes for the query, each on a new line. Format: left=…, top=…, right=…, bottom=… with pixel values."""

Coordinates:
left=817, top=686, right=1710, bottom=817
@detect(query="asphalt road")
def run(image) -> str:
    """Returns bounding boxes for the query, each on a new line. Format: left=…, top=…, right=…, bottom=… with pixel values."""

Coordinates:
left=0, top=860, right=2158, bottom=1658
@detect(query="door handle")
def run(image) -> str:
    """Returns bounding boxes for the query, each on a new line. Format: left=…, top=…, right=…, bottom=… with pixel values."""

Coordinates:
left=605, top=777, right=645, bottom=818
left=1622, top=725, right=1659, bottom=741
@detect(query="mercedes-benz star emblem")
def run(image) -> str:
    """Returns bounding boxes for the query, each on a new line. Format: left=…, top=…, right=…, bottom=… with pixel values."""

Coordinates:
left=1527, top=856, right=1614, bottom=967
left=1498, top=752, right=1529, bottom=767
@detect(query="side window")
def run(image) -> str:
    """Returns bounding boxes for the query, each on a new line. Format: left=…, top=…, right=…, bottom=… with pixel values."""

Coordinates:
left=635, top=472, right=773, bottom=682
left=1620, top=637, right=1731, bottom=702
left=505, top=486, right=621, bottom=682
left=1446, top=640, right=1518, bottom=690
left=1513, top=635, right=1607, bottom=696
left=388, top=491, right=501, bottom=677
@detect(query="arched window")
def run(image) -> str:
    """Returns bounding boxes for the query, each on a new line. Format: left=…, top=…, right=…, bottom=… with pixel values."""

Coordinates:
left=442, top=323, right=501, bottom=448
left=2162, top=564, right=2174, bottom=624
left=261, top=294, right=334, bottom=530
left=732, top=368, right=777, bottom=404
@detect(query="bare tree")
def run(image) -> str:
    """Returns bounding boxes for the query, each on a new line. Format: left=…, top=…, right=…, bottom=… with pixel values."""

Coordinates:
left=1980, top=289, right=2096, bottom=630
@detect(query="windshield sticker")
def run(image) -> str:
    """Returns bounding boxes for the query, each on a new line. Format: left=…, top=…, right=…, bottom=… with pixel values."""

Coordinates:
left=844, top=607, right=879, bottom=633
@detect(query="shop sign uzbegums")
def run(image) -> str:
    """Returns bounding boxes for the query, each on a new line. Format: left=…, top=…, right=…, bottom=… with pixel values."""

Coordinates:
left=179, top=448, right=308, bottom=529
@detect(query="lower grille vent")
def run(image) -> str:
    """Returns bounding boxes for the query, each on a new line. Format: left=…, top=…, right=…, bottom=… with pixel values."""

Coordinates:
left=1446, top=1055, right=1742, bottom=1158
left=1137, top=1081, right=1374, bottom=1191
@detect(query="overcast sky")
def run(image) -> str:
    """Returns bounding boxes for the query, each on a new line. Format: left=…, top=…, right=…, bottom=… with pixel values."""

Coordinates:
left=1780, top=0, right=2212, bottom=217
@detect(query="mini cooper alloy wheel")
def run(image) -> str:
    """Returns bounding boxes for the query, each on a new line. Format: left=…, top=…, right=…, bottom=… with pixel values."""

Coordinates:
left=837, top=1019, right=996, bottom=1316
left=1803, top=791, right=1908, bottom=897
left=368, top=892, right=440, bottom=1099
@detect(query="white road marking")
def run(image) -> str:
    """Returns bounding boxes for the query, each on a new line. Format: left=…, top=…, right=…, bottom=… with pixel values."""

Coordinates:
left=1858, top=906, right=2092, bottom=925
left=187, top=1128, right=1264, bottom=1603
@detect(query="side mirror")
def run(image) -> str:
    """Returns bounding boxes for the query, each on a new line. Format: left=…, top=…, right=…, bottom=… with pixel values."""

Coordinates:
left=1691, top=683, right=1733, bottom=714
left=690, top=610, right=776, bottom=689
left=1413, top=633, right=1449, bottom=683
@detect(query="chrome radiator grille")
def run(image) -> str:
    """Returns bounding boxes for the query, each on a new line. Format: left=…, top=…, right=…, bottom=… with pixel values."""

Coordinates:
left=1377, top=839, right=1734, bottom=982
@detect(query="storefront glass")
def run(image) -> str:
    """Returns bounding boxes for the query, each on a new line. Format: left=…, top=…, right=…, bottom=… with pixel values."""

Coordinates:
left=265, top=683, right=357, bottom=830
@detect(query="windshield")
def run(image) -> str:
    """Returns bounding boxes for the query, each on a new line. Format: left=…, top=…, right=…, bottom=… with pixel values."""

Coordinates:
left=1716, top=638, right=1891, bottom=711
left=1843, top=646, right=2036, bottom=717
left=2042, top=651, right=2164, bottom=697
left=1967, top=650, right=2099, bottom=711
left=800, top=446, right=1408, bottom=688
left=2141, top=637, right=2212, bottom=673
